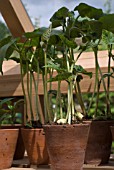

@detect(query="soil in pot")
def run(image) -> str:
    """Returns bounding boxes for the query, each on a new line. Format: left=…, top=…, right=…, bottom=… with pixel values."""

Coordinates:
left=21, top=128, right=49, bottom=166
left=43, top=124, right=90, bottom=170
left=0, top=129, right=19, bottom=169
left=84, top=120, right=113, bottom=165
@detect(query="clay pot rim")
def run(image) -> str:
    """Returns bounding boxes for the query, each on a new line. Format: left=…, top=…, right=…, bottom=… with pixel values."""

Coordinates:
left=43, top=123, right=90, bottom=128
left=21, top=127, right=43, bottom=131
left=0, top=129, right=19, bottom=131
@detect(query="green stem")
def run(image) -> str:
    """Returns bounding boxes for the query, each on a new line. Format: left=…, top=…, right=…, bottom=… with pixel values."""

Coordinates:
left=44, top=52, right=52, bottom=123
left=87, top=49, right=99, bottom=117
left=94, top=50, right=99, bottom=117
left=32, top=72, right=40, bottom=121
left=106, top=45, right=112, bottom=115
left=20, top=56, right=28, bottom=121
left=42, top=74, right=48, bottom=123
left=26, top=65, right=34, bottom=120
left=75, top=81, right=86, bottom=116
left=66, top=82, right=73, bottom=124
left=56, top=80, right=62, bottom=119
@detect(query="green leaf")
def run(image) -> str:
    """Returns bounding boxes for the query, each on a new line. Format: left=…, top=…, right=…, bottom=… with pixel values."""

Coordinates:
left=48, top=72, right=72, bottom=82
left=48, top=35, right=60, bottom=45
left=73, top=65, right=92, bottom=78
left=45, top=60, right=65, bottom=72
left=0, top=98, right=13, bottom=107
left=87, top=20, right=103, bottom=39
left=70, top=27, right=81, bottom=38
left=99, top=14, right=114, bottom=33
left=24, top=27, right=48, bottom=38
left=59, top=34, right=77, bottom=48
left=0, top=36, right=12, bottom=48
left=102, top=30, right=114, bottom=45
left=0, top=38, right=16, bottom=74
left=102, top=73, right=113, bottom=79
left=14, top=99, right=24, bottom=108
left=51, top=20, right=62, bottom=28
left=50, top=7, right=69, bottom=21
left=74, top=3, right=103, bottom=20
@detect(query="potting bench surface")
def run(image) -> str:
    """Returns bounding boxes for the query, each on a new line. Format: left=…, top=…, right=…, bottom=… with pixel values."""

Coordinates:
left=4, top=156, right=114, bottom=170
left=4, top=164, right=114, bottom=170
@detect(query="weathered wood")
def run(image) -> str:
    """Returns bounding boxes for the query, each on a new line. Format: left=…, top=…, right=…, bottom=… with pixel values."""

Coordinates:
left=0, top=0, right=34, bottom=38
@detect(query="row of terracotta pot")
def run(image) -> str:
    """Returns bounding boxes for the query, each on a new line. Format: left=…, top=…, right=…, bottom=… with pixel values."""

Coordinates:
left=0, top=127, right=48, bottom=169
left=22, top=121, right=114, bottom=169
left=1, top=120, right=114, bottom=170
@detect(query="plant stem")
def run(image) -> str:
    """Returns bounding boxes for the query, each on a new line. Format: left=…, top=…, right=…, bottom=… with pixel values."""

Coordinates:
left=57, top=80, right=63, bottom=119
left=66, top=82, right=72, bottom=124
left=19, top=56, right=28, bottom=121
left=106, top=44, right=112, bottom=115
left=26, top=64, right=34, bottom=120
left=75, top=81, right=87, bottom=116
left=42, top=74, right=48, bottom=123
left=32, top=72, right=39, bottom=121
left=44, top=52, right=52, bottom=123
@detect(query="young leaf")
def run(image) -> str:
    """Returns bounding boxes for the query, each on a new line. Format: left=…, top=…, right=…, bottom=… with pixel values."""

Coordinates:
left=24, top=27, right=48, bottom=38
left=0, top=38, right=17, bottom=74
left=73, top=65, right=92, bottom=78
left=48, top=72, right=72, bottom=82
left=50, top=7, right=69, bottom=21
left=74, top=3, right=103, bottom=20
left=99, top=14, right=114, bottom=33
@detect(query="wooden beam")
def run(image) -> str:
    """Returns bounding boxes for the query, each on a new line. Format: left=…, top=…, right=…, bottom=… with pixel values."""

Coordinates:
left=0, top=0, right=34, bottom=38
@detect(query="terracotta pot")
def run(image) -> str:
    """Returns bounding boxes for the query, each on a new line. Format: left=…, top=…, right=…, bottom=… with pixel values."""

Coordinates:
left=43, top=124, right=90, bottom=170
left=1, top=125, right=25, bottom=160
left=21, top=128, right=49, bottom=165
left=13, top=128, right=25, bottom=160
left=0, top=129, right=19, bottom=169
left=84, top=120, right=113, bottom=165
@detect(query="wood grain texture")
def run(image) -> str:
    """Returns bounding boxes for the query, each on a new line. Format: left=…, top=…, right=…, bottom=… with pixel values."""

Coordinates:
left=0, top=0, right=34, bottom=38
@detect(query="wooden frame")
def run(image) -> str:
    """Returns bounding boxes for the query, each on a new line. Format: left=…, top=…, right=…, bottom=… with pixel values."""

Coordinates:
left=0, top=0, right=34, bottom=38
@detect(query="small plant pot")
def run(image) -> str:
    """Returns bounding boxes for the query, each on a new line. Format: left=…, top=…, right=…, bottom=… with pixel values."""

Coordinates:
left=13, top=128, right=25, bottom=160
left=1, top=125, right=25, bottom=160
left=21, top=128, right=49, bottom=166
left=0, top=129, right=19, bottom=169
left=43, top=124, right=90, bottom=170
left=84, top=120, right=113, bottom=165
